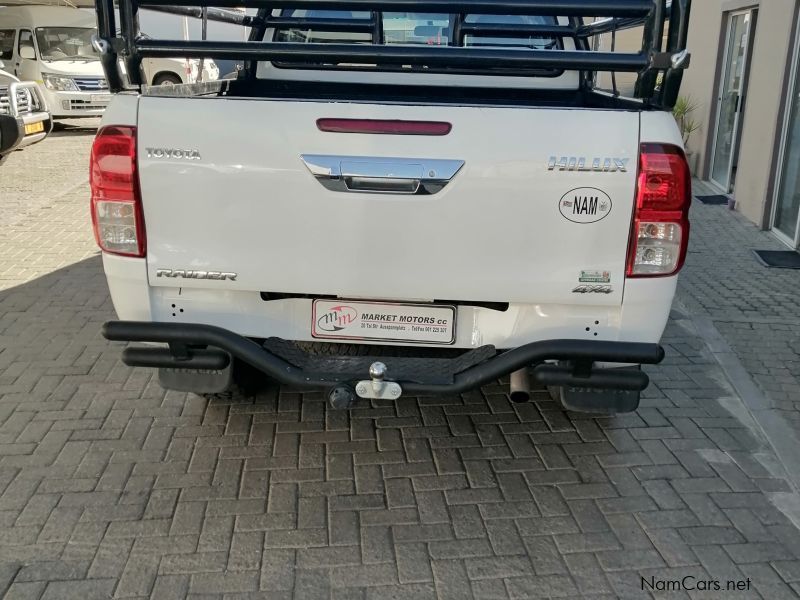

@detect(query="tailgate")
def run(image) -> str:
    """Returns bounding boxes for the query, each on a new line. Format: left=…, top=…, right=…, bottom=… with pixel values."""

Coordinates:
left=137, top=97, right=639, bottom=305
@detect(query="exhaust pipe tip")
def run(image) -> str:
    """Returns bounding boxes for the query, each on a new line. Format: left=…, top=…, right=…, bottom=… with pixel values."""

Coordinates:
left=509, top=389, right=531, bottom=404
left=509, top=368, right=531, bottom=403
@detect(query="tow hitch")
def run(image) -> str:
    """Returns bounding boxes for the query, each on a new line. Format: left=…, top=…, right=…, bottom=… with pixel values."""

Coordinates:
left=327, top=362, right=403, bottom=410
left=355, top=362, right=402, bottom=400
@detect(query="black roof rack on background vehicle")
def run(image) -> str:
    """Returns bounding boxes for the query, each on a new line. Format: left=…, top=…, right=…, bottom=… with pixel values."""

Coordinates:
left=93, top=0, right=691, bottom=109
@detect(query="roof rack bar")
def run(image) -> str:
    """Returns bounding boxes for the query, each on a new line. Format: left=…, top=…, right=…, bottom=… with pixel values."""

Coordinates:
left=95, top=0, right=690, bottom=109
left=659, top=0, right=691, bottom=107
left=665, top=0, right=689, bottom=52
left=371, top=11, right=383, bottom=44
left=135, top=38, right=650, bottom=72
left=95, top=0, right=125, bottom=91
left=450, top=13, right=463, bottom=47
left=119, top=0, right=143, bottom=85
left=248, top=7, right=270, bottom=41
left=458, top=23, right=577, bottom=38
left=633, top=0, right=664, bottom=99
left=578, top=16, right=645, bottom=37
left=265, top=16, right=375, bottom=32
left=134, top=0, right=656, bottom=18
left=580, top=0, right=677, bottom=37
left=95, top=0, right=116, bottom=41
left=146, top=5, right=257, bottom=26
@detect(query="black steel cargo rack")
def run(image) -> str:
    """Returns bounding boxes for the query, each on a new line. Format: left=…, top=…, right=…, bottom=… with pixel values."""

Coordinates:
left=93, top=0, right=691, bottom=109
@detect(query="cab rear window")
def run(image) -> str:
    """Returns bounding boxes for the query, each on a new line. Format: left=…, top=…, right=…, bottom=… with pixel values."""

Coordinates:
left=273, top=11, right=559, bottom=50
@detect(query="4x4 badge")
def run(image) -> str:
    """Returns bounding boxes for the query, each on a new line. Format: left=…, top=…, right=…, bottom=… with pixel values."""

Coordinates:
left=573, top=285, right=613, bottom=294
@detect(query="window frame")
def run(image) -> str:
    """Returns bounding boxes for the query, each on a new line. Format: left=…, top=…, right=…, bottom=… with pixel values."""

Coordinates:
left=17, top=29, right=36, bottom=59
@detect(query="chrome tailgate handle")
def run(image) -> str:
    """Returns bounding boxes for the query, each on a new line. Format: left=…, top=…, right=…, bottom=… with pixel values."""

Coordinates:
left=301, top=155, right=463, bottom=195
left=342, top=159, right=423, bottom=194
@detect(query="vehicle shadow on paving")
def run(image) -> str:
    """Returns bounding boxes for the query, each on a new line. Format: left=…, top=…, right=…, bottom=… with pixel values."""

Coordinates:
left=49, top=125, right=97, bottom=138
left=2, top=257, right=800, bottom=598
left=4, top=123, right=95, bottom=160
left=50, top=120, right=99, bottom=137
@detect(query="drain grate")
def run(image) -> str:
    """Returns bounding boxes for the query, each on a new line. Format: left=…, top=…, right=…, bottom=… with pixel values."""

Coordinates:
left=696, top=195, right=730, bottom=205
left=753, top=250, right=800, bottom=269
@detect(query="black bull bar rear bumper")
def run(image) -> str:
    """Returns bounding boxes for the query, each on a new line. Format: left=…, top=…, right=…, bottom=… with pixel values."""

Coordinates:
left=102, top=321, right=664, bottom=395
left=102, top=321, right=665, bottom=395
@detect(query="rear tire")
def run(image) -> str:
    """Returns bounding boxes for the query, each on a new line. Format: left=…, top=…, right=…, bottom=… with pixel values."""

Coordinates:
left=152, top=73, right=182, bottom=86
left=547, top=385, right=566, bottom=407
left=158, top=358, right=277, bottom=398
left=231, top=358, right=279, bottom=397
left=548, top=382, right=641, bottom=415
left=159, top=364, right=232, bottom=394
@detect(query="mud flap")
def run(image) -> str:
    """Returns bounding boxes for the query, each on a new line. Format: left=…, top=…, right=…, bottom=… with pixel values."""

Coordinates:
left=551, top=366, right=642, bottom=415
left=158, top=365, right=233, bottom=394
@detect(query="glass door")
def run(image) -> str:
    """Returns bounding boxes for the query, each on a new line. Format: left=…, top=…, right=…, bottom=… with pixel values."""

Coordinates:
left=710, top=11, right=754, bottom=192
left=773, top=14, right=800, bottom=245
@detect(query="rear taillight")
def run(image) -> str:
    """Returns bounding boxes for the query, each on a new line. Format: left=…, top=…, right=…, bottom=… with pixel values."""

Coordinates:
left=626, top=143, right=691, bottom=278
left=90, top=125, right=145, bottom=257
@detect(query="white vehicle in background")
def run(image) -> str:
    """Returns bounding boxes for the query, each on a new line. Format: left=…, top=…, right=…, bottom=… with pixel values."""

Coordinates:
left=0, top=61, right=50, bottom=149
left=0, top=6, right=219, bottom=120
left=0, top=6, right=111, bottom=117
left=144, top=56, right=219, bottom=86
left=139, top=35, right=220, bottom=86
left=93, top=1, right=694, bottom=415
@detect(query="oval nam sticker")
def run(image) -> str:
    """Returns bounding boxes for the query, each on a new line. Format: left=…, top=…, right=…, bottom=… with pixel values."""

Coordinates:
left=559, top=187, right=613, bottom=224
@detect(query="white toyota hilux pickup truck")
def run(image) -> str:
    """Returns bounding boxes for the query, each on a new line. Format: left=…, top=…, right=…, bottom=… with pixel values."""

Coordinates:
left=91, top=0, right=692, bottom=414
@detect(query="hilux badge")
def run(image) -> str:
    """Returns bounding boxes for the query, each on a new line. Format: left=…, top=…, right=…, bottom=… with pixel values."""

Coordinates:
left=548, top=156, right=629, bottom=172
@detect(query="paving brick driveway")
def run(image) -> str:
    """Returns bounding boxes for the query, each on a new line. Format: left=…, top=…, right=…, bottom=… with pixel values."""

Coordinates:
left=2, top=127, right=800, bottom=599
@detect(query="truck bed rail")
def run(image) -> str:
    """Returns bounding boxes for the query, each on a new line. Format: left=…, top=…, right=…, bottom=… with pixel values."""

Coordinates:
left=94, top=0, right=691, bottom=109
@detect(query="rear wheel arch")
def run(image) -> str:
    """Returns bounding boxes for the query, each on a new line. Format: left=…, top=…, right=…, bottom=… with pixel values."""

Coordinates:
left=152, top=71, right=183, bottom=86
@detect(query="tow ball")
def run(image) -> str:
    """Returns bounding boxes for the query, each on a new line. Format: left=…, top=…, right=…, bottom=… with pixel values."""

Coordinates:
left=355, top=362, right=403, bottom=400
left=326, top=362, right=404, bottom=410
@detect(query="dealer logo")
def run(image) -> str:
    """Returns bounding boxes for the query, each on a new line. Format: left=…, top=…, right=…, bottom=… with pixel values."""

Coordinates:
left=316, top=305, right=358, bottom=332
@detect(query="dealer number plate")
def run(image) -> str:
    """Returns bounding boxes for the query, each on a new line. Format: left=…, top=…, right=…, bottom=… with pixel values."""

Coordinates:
left=91, top=94, right=111, bottom=104
left=312, top=300, right=456, bottom=345
left=24, top=121, right=44, bottom=135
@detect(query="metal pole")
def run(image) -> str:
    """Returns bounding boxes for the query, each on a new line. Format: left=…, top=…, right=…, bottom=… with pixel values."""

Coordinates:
left=197, top=7, right=207, bottom=82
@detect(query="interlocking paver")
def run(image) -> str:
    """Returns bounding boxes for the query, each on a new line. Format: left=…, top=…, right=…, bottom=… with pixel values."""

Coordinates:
left=3, top=127, right=800, bottom=599
left=521, top=536, right=567, bottom=575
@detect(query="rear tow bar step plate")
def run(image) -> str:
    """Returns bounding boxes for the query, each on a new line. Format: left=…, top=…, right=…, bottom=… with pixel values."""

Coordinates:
left=261, top=337, right=496, bottom=385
